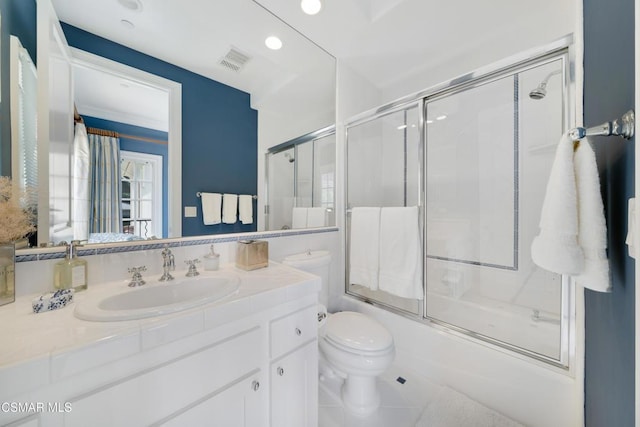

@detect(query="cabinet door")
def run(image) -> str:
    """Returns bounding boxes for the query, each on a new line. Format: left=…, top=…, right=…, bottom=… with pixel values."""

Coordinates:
left=270, top=341, right=318, bottom=427
left=161, top=373, right=267, bottom=427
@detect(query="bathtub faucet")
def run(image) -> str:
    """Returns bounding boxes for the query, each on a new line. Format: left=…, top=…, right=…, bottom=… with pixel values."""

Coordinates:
left=160, top=246, right=175, bottom=281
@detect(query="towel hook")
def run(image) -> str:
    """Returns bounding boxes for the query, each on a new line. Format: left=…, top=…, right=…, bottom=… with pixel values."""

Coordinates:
left=568, top=110, right=634, bottom=141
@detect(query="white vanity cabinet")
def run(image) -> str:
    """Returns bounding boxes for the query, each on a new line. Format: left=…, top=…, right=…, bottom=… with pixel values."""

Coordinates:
left=269, top=305, right=319, bottom=427
left=0, top=268, right=320, bottom=427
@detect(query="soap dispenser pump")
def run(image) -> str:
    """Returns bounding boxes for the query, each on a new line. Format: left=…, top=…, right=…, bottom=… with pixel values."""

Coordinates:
left=203, top=244, right=220, bottom=271
left=54, top=240, right=88, bottom=292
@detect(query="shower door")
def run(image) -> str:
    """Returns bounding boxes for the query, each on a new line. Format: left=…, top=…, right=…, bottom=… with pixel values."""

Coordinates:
left=425, top=56, right=569, bottom=365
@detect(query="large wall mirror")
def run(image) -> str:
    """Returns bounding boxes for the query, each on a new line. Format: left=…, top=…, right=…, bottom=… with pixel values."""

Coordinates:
left=1, top=0, right=336, bottom=249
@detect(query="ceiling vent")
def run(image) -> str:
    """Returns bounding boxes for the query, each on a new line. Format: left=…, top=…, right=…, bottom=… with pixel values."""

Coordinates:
left=218, top=48, right=251, bottom=73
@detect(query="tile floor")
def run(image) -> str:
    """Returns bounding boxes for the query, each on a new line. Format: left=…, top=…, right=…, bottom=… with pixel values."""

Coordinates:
left=318, top=362, right=442, bottom=427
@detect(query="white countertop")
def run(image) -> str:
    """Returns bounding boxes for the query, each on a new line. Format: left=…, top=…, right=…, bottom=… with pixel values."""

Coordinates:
left=0, top=262, right=320, bottom=401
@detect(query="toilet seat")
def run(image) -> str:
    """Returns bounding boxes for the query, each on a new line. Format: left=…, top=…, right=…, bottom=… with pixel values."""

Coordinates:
left=324, top=311, right=393, bottom=353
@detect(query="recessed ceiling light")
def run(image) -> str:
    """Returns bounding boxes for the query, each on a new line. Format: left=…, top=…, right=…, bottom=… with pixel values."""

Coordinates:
left=436, top=115, right=447, bottom=121
left=397, top=125, right=407, bottom=130
left=265, top=36, right=283, bottom=50
left=120, top=19, right=135, bottom=30
left=117, top=0, right=143, bottom=12
left=426, top=120, right=434, bottom=124
left=301, top=0, right=322, bottom=15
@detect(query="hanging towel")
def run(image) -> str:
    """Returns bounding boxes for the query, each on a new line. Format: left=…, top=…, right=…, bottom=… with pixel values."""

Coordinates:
left=238, top=195, right=253, bottom=224
left=292, top=207, right=308, bottom=229
left=201, top=192, right=222, bottom=225
left=378, top=206, right=423, bottom=300
left=306, top=207, right=326, bottom=228
left=573, top=138, right=610, bottom=292
left=222, top=194, right=238, bottom=224
left=349, top=207, right=381, bottom=290
left=531, top=133, right=585, bottom=275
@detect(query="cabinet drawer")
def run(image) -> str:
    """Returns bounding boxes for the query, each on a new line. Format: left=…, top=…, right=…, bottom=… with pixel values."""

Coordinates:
left=270, top=305, right=318, bottom=358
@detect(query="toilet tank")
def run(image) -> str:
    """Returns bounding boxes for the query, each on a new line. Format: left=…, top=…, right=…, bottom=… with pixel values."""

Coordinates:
left=282, top=250, right=331, bottom=306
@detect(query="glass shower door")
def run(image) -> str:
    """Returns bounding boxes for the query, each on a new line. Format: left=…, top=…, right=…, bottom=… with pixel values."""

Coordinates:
left=425, top=58, right=567, bottom=363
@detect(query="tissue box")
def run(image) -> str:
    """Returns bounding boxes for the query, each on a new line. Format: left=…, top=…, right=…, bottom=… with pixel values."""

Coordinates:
left=236, top=240, right=268, bottom=270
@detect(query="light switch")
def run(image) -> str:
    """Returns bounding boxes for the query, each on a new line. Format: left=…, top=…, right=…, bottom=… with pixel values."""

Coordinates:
left=184, top=206, right=197, bottom=218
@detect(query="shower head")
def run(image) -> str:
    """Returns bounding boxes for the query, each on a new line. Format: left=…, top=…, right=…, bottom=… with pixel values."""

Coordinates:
left=529, top=85, right=547, bottom=100
left=528, top=69, right=562, bottom=100
left=284, top=152, right=295, bottom=163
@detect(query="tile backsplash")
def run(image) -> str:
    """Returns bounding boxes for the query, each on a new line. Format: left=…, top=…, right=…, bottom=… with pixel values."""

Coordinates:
left=15, top=228, right=340, bottom=298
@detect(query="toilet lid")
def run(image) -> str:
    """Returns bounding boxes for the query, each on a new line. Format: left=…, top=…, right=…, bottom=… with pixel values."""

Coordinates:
left=324, top=311, right=393, bottom=352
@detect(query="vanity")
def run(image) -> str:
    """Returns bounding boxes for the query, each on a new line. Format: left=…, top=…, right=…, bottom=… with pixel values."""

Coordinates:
left=0, top=262, right=319, bottom=426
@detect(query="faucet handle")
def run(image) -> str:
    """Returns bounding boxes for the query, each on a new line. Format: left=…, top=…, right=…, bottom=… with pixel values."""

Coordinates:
left=127, top=266, right=147, bottom=287
left=185, top=259, right=200, bottom=277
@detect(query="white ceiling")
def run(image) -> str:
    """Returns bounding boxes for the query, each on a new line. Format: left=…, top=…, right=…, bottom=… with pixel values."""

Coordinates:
left=51, top=0, right=574, bottom=131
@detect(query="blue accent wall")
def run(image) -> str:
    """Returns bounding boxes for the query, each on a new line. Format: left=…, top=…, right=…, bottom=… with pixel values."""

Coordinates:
left=584, top=0, right=635, bottom=424
left=61, top=23, right=258, bottom=236
left=82, top=116, right=169, bottom=238
left=0, top=0, right=36, bottom=176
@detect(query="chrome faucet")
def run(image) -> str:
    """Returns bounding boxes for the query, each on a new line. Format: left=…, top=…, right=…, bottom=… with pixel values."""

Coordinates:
left=185, top=259, right=200, bottom=277
left=128, top=266, right=147, bottom=287
left=160, top=246, right=175, bottom=281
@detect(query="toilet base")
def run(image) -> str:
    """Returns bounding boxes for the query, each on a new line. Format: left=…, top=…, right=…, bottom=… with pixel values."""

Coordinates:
left=341, top=375, right=381, bottom=417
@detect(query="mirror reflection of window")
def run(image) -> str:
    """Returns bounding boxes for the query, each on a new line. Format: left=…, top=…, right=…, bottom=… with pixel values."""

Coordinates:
left=120, top=151, right=162, bottom=239
left=9, top=36, right=38, bottom=206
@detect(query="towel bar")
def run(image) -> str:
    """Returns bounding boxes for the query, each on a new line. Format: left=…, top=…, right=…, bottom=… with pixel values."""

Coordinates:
left=568, top=109, right=634, bottom=140
left=196, top=192, right=257, bottom=199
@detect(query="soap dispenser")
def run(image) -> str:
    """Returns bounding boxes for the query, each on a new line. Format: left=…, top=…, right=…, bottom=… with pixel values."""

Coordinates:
left=203, top=244, right=220, bottom=271
left=54, top=240, right=88, bottom=292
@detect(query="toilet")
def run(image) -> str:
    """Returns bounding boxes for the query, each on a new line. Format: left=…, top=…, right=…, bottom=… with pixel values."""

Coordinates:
left=282, top=250, right=395, bottom=417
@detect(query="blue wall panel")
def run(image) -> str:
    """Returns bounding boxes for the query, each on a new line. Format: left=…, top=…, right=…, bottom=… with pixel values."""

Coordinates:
left=583, top=0, right=635, bottom=424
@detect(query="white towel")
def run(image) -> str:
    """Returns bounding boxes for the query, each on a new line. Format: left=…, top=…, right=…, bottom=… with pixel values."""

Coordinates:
left=378, top=206, right=423, bottom=300
left=306, top=207, right=326, bottom=228
left=222, top=194, right=238, bottom=224
left=349, top=207, right=381, bottom=290
left=573, top=138, right=610, bottom=292
left=238, top=195, right=253, bottom=224
left=531, top=134, right=585, bottom=275
left=201, top=192, right=222, bottom=225
left=292, top=207, right=308, bottom=229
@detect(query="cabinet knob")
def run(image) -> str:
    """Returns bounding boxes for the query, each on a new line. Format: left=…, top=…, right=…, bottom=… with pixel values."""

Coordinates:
left=251, top=380, right=260, bottom=391
left=277, top=367, right=285, bottom=376
left=295, top=328, right=302, bottom=336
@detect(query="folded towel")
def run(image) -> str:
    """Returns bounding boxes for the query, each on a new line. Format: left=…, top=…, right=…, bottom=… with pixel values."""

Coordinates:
left=32, top=289, right=75, bottom=313
left=201, top=193, right=222, bottom=225
left=222, top=194, right=238, bottom=224
left=531, top=134, right=584, bottom=275
left=349, top=207, right=381, bottom=290
left=238, top=195, right=253, bottom=224
left=306, top=207, right=326, bottom=228
left=573, top=138, right=610, bottom=292
left=73, top=123, right=90, bottom=241
left=378, top=206, right=423, bottom=299
left=292, top=207, right=308, bottom=229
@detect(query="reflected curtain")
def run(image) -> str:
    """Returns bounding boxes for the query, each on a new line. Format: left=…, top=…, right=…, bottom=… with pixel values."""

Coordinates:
left=88, top=134, right=121, bottom=233
left=73, top=123, right=90, bottom=240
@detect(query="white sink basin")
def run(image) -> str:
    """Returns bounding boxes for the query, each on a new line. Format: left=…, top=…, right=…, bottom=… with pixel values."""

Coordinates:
left=75, top=275, right=240, bottom=321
